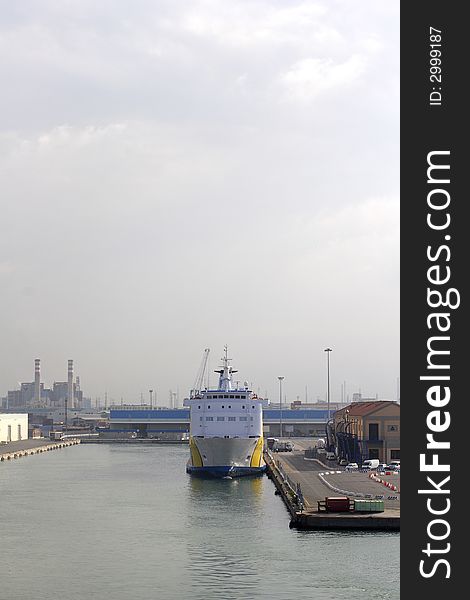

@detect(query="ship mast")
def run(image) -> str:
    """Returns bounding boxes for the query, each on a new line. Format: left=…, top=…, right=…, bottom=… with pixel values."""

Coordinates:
left=215, top=345, right=238, bottom=391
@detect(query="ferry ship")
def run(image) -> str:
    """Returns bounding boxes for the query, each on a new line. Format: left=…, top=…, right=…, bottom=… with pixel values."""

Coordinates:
left=184, top=348, right=267, bottom=478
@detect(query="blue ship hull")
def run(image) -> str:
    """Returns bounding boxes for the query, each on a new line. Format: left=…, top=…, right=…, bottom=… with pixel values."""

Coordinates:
left=186, top=464, right=266, bottom=478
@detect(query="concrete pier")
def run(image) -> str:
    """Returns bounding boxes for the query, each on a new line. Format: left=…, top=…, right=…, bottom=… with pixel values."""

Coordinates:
left=79, top=437, right=189, bottom=444
left=0, top=438, right=80, bottom=462
left=264, top=443, right=400, bottom=531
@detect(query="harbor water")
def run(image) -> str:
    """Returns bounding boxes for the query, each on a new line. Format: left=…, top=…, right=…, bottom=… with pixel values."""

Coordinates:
left=0, top=445, right=399, bottom=599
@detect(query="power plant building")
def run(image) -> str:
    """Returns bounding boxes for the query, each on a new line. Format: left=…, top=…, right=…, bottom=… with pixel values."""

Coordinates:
left=0, top=413, right=29, bottom=443
left=1, top=359, right=84, bottom=411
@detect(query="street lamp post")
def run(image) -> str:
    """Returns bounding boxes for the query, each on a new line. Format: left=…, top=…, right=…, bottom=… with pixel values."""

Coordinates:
left=149, top=389, right=153, bottom=408
left=324, top=348, right=332, bottom=421
left=278, top=376, right=285, bottom=438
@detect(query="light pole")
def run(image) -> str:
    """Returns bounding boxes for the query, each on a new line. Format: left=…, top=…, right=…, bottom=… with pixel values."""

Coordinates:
left=149, top=389, right=153, bottom=408
left=324, top=348, right=332, bottom=421
left=278, top=376, right=285, bottom=438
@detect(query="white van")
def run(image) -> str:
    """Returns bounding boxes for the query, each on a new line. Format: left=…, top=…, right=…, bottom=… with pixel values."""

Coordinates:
left=362, top=459, right=380, bottom=470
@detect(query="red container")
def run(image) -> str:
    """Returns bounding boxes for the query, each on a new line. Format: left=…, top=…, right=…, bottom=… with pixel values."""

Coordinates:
left=325, top=496, right=351, bottom=512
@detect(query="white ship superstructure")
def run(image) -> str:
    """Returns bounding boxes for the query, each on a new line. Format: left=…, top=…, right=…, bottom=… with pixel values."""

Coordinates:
left=184, top=348, right=266, bottom=477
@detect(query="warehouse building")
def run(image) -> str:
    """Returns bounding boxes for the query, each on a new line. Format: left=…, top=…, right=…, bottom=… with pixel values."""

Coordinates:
left=332, top=401, right=400, bottom=463
left=108, top=406, right=330, bottom=438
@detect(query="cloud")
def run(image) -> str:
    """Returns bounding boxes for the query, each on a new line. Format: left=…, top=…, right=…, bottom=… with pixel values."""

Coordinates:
left=0, top=1, right=399, bottom=402
left=179, top=0, right=329, bottom=48
left=279, top=54, right=367, bottom=101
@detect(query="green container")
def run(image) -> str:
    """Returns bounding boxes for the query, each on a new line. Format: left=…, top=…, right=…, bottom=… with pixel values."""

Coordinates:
left=354, top=499, right=385, bottom=513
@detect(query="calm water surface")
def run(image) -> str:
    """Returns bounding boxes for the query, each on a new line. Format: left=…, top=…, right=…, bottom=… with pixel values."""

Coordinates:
left=0, top=445, right=399, bottom=599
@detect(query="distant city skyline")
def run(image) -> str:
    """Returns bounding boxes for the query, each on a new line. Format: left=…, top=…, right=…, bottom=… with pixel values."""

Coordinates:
left=0, top=2, right=399, bottom=404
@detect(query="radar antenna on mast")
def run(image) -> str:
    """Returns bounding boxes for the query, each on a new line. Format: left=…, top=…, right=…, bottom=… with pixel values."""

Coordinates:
left=214, top=345, right=238, bottom=391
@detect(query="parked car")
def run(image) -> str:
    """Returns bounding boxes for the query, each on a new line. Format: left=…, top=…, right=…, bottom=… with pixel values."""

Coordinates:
left=272, top=441, right=293, bottom=452
left=377, top=463, right=388, bottom=472
left=325, top=451, right=336, bottom=460
left=338, top=459, right=348, bottom=466
left=345, top=462, right=359, bottom=471
left=362, top=459, right=380, bottom=471
left=386, top=464, right=400, bottom=472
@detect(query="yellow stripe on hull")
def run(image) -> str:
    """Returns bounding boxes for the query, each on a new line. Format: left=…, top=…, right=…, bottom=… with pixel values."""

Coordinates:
left=250, top=436, right=264, bottom=467
left=189, top=437, right=203, bottom=467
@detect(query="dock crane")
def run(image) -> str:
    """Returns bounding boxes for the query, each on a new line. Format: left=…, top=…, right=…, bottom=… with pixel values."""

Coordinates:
left=190, top=348, right=210, bottom=398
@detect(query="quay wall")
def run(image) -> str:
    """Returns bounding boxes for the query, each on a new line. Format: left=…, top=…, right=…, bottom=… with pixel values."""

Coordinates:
left=264, top=450, right=303, bottom=521
left=1, top=439, right=80, bottom=462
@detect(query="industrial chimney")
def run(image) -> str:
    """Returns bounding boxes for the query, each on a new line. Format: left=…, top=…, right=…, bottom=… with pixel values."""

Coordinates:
left=34, top=358, right=41, bottom=406
left=68, top=360, right=74, bottom=411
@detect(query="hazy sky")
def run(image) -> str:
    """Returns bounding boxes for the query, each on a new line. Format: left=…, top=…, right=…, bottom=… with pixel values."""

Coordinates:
left=0, top=0, right=399, bottom=406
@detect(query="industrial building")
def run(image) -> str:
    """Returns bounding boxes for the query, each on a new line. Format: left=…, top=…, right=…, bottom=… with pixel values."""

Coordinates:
left=0, top=413, right=28, bottom=443
left=331, top=401, right=400, bottom=464
left=1, top=359, right=85, bottom=410
left=108, top=406, right=331, bottom=438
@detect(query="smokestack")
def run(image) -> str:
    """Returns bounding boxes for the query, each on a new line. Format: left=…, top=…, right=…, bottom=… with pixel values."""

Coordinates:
left=68, top=359, right=74, bottom=411
left=34, top=358, right=41, bottom=406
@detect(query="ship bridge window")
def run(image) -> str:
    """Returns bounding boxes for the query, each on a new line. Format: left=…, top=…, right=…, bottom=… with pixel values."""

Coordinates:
left=235, top=395, right=240, bottom=399
left=229, top=395, right=234, bottom=399
left=224, top=395, right=229, bottom=399
left=206, top=417, right=213, bottom=421
left=217, top=417, right=225, bottom=421
left=239, top=417, right=247, bottom=421
left=228, top=417, right=236, bottom=422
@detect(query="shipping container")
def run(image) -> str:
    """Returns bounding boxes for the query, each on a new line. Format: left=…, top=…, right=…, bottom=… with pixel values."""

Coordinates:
left=354, top=499, right=385, bottom=513
left=325, top=496, right=352, bottom=512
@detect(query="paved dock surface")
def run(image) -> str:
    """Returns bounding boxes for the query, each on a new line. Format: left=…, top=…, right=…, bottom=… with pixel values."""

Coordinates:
left=266, top=442, right=400, bottom=529
left=271, top=452, right=331, bottom=509
left=275, top=451, right=400, bottom=509
left=0, top=439, right=53, bottom=452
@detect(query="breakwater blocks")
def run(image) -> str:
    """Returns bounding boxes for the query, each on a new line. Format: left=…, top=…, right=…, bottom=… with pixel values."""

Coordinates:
left=0, top=439, right=80, bottom=462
